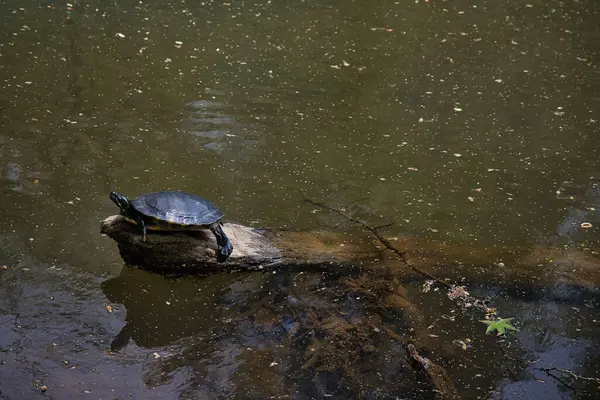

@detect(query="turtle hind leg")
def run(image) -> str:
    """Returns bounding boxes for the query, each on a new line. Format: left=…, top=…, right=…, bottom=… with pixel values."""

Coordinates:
left=209, top=223, right=233, bottom=262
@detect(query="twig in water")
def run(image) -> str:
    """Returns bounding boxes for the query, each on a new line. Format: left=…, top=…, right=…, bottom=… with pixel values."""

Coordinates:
left=372, top=222, right=396, bottom=230
left=538, top=367, right=600, bottom=392
left=301, top=191, right=450, bottom=287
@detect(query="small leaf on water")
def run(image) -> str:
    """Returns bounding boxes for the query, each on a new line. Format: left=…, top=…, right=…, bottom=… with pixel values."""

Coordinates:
left=480, top=317, right=518, bottom=335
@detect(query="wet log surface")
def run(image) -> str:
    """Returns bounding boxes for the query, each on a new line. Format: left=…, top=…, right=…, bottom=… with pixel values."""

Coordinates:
left=101, top=214, right=600, bottom=289
left=100, top=215, right=381, bottom=274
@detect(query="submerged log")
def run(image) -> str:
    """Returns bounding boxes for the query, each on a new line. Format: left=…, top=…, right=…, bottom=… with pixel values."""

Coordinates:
left=101, top=215, right=600, bottom=289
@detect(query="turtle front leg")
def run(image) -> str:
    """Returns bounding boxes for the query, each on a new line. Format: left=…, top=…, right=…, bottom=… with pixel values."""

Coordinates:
left=136, top=217, right=147, bottom=241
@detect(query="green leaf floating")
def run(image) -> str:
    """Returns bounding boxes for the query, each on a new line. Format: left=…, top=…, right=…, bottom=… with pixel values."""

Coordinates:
left=480, top=317, right=518, bottom=335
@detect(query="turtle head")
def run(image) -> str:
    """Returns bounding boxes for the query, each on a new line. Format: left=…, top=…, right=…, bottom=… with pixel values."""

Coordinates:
left=110, top=191, right=131, bottom=214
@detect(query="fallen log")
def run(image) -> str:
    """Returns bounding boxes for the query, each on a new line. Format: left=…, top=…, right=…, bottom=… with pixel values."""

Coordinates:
left=101, top=215, right=600, bottom=290
left=100, top=215, right=382, bottom=274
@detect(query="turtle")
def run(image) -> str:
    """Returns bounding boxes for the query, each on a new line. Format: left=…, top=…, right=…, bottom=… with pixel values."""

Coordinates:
left=109, top=191, right=233, bottom=262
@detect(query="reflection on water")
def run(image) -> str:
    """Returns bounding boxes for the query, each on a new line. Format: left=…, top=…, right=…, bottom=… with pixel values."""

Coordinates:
left=102, top=268, right=244, bottom=349
left=1, top=0, right=599, bottom=398
left=185, top=97, right=260, bottom=154
left=126, top=268, right=430, bottom=398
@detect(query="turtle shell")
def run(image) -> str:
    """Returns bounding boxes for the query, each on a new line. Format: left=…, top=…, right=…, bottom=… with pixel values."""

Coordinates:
left=131, top=191, right=224, bottom=227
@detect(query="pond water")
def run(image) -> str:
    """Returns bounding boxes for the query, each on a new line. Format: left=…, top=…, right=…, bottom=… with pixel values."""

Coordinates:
left=1, top=0, right=599, bottom=398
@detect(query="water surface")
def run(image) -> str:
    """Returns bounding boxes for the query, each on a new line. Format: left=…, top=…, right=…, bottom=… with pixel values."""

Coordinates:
left=1, top=0, right=599, bottom=398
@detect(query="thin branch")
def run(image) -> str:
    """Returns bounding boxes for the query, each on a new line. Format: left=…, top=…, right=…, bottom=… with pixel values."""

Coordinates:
left=301, top=191, right=451, bottom=288
left=539, top=370, right=578, bottom=392
left=496, top=342, right=533, bottom=399
left=538, top=367, right=600, bottom=391
left=372, top=222, right=396, bottom=230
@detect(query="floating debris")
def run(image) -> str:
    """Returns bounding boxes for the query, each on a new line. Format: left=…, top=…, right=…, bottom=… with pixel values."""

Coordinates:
left=448, top=285, right=469, bottom=300
left=452, top=339, right=471, bottom=350
left=422, top=280, right=434, bottom=293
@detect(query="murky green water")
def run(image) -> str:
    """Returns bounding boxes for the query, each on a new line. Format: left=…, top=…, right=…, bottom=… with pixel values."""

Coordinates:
left=1, top=0, right=599, bottom=398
